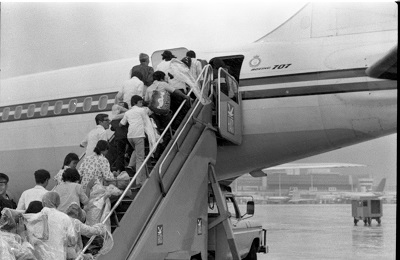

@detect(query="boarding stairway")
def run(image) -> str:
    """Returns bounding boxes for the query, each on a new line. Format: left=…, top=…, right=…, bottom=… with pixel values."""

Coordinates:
left=77, top=65, right=242, bottom=260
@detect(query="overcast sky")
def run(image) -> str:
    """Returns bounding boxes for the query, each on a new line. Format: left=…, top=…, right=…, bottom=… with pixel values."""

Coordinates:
left=0, top=1, right=397, bottom=186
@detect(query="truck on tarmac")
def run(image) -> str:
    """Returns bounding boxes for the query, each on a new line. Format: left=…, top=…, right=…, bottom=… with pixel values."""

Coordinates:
left=207, top=184, right=268, bottom=260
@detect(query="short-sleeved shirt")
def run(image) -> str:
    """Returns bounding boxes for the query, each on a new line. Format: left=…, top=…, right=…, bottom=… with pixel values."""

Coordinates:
left=16, top=185, right=48, bottom=211
left=53, top=182, right=89, bottom=213
left=145, top=80, right=176, bottom=102
left=118, top=77, right=145, bottom=104
left=80, top=125, right=108, bottom=157
left=120, top=106, right=149, bottom=139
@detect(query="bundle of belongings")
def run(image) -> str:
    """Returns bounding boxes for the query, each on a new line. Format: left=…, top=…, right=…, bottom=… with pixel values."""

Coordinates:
left=0, top=201, right=114, bottom=260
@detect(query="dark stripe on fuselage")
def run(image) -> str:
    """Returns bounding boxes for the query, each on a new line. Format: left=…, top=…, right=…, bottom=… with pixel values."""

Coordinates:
left=0, top=92, right=117, bottom=123
left=239, top=68, right=396, bottom=100
left=241, top=80, right=396, bottom=100
left=240, top=68, right=367, bottom=87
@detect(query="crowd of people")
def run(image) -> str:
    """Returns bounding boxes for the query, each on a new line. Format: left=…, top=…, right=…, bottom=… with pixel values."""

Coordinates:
left=0, top=50, right=240, bottom=260
left=0, top=49, right=218, bottom=260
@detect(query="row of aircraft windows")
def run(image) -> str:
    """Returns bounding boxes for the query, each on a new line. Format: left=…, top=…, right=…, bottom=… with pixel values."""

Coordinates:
left=1, top=95, right=109, bottom=121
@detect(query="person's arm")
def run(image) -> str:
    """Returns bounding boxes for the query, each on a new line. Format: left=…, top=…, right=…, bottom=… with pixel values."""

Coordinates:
left=80, top=135, right=88, bottom=148
left=115, top=90, right=123, bottom=104
left=101, top=157, right=116, bottom=180
left=77, top=185, right=89, bottom=206
left=75, top=220, right=106, bottom=237
left=172, top=89, right=190, bottom=103
left=119, top=114, right=127, bottom=127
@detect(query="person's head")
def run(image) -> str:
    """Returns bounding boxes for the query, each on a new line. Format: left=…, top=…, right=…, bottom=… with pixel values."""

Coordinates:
left=62, top=153, right=79, bottom=169
left=93, top=140, right=109, bottom=156
left=0, top=173, right=9, bottom=196
left=95, top=113, right=110, bottom=130
left=186, top=50, right=196, bottom=58
left=62, top=168, right=81, bottom=183
left=131, top=95, right=143, bottom=107
left=139, top=53, right=149, bottom=65
left=212, top=58, right=226, bottom=69
left=66, top=202, right=85, bottom=222
left=25, top=201, right=44, bottom=214
left=181, top=56, right=192, bottom=68
left=161, top=50, right=176, bottom=61
left=42, top=191, right=60, bottom=209
left=153, top=71, right=166, bottom=82
left=34, top=169, right=50, bottom=187
left=119, top=102, right=129, bottom=110
left=131, top=71, right=144, bottom=81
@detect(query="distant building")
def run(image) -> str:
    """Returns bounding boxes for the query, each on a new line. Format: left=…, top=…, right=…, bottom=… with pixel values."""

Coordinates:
left=231, top=168, right=371, bottom=196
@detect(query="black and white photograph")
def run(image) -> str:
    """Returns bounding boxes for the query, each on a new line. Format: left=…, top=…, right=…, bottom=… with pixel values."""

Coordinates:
left=0, top=1, right=396, bottom=259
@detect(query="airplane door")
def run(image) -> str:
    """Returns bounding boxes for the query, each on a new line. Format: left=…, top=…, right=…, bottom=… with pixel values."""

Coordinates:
left=151, top=47, right=189, bottom=69
left=216, top=68, right=242, bottom=145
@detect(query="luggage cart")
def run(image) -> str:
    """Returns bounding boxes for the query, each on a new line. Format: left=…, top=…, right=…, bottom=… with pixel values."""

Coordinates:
left=351, top=197, right=382, bottom=226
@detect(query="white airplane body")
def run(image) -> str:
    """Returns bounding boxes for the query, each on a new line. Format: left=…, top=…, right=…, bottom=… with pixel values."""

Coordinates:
left=0, top=3, right=397, bottom=200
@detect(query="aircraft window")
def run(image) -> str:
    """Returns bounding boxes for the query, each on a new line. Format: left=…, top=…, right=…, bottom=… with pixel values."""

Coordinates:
left=54, top=101, right=63, bottom=115
left=68, top=99, right=78, bottom=113
left=2, top=107, right=10, bottom=120
left=14, top=106, right=22, bottom=119
left=98, top=95, right=108, bottom=110
left=27, top=104, right=36, bottom=118
left=83, top=97, right=92, bottom=112
left=40, top=102, right=49, bottom=116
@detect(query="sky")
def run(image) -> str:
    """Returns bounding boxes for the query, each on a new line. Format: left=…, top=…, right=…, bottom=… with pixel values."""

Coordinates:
left=0, top=1, right=397, bottom=186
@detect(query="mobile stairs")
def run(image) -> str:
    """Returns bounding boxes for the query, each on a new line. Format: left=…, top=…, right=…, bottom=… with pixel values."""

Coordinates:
left=77, top=65, right=243, bottom=260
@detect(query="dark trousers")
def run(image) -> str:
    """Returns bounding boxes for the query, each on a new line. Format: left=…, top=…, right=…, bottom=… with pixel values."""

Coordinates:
left=151, top=113, right=172, bottom=159
left=115, top=138, right=132, bottom=171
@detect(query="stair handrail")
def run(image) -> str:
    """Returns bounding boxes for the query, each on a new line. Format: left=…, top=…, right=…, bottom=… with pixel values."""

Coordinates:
left=158, top=65, right=213, bottom=179
left=75, top=67, right=212, bottom=259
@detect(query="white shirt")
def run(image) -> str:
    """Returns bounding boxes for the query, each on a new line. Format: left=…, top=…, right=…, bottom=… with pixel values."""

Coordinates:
left=80, top=125, right=107, bottom=157
left=16, top=185, right=48, bottom=211
left=156, top=60, right=172, bottom=76
left=117, top=77, right=145, bottom=107
left=120, top=106, right=149, bottom=138
left=189, top=58, right=203, bottom=81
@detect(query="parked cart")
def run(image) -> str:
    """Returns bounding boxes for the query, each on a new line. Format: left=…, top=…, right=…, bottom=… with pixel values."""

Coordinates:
left=351, top=196, right=382, bottom=226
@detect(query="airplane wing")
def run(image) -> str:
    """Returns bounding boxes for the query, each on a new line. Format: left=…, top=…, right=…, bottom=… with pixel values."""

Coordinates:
left=366, top=45, right=397, bottom=80
left=265, top=163, right=366, bottom=171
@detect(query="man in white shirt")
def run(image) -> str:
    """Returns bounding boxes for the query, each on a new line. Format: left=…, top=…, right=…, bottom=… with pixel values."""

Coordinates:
left=120, top=95, right=149, bottom=186
left=115, top=71, right=145, bottom=107
left=16, top=169, right=50, bottom=212
left=80, top=113, right=110, bottom=157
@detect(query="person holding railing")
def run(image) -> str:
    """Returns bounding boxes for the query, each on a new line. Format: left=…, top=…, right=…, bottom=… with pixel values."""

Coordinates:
left=119, top=95, right=151, bottom=186
left=79, top=140, right=118, bottom=194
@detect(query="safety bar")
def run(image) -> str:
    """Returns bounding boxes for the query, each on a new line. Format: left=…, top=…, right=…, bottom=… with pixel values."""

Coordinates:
left=76, top=66, right=213, bottom=259
left=158, top=65, right=213, bottom=179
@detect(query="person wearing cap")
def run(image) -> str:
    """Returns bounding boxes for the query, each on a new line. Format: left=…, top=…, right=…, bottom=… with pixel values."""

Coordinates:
left=0, top=173, right=17, bottom=217
left=16, top=169, right=50, bottom=212
left=131, top=53, right=154, bottom=89
left=120, top=95, right=152, bottom=186
left=156, top=50, right=187, bottom=93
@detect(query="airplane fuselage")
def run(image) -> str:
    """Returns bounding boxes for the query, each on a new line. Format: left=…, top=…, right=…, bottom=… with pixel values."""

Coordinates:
left=0, top=20, right=397, bottom=200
